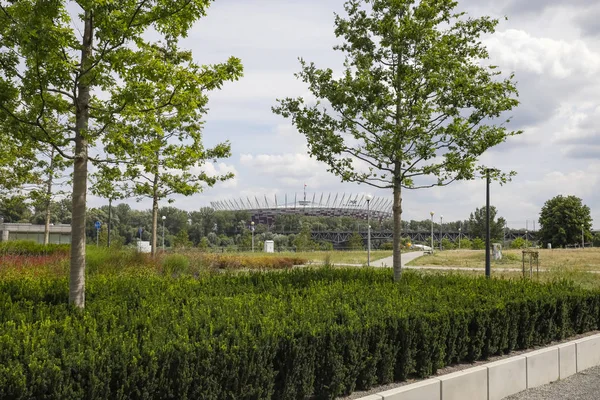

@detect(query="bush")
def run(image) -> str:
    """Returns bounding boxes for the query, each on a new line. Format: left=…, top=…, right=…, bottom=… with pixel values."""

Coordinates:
left=161, top=253, right=190, bottom=276
left=1, top=269, right=600, bottom=399
left=441, top=238, right=455, bottom=250
left=510, top=237, right=531, bottom=249
left=471, top=238, right=485, bottom=250
left=458, top=238, right=472, bottom=249
left=0, top=240, right=69, bottom=256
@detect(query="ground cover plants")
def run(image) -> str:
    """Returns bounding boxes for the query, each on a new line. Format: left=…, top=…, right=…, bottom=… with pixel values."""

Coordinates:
left=2, top=266, right=600, bottom=399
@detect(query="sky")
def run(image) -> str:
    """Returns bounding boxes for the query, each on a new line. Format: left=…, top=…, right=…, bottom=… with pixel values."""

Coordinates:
left=88, top=0, right=600, bottom=229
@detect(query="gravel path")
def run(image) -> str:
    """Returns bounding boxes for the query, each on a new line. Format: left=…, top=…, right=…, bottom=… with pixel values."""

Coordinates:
left=505, top=366, right=600, bottom=399
left=371, top=251, right=424, bottom=267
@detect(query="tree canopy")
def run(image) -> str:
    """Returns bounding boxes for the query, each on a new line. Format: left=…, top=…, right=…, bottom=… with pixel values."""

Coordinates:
left=0, top=0, right=242, bottom=307
left=274, top=0, right=520, bottom=279
left=468, top=205, right=506, bottom=241
left=538, top=195, right=593, bottom=248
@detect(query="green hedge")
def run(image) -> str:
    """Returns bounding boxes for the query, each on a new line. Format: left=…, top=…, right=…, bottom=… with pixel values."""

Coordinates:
left=0, top=240, right=69, bottom=256
left=1, top=268, right=600, bottom=399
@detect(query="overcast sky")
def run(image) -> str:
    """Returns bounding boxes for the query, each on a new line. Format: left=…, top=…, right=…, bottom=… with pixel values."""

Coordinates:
left=89, top=0, right=600, bottom=229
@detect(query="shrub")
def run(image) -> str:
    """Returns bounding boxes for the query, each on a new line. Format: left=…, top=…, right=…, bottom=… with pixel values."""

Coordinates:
left=458, top=238, right=472, bottom=249
left=510, top=237, right=532, bottom=249
left=441, top=238, right=455, bottom=250
left=1, top=269, right=600, bottom=399
left=471, top=238, right=485, bottom=250
left=0, top=240, right=69, bottom=256
left=161, top=253, right=190, bottom=276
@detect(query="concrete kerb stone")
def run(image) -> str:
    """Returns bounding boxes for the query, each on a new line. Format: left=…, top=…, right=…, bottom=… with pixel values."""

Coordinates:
left=576, top=333, right=600, bottom=372
left=379, top=378, right=440, bottom=400
left=559, top=342, right=577, bottom=379
left=525, top=346, right=559, bottom=389
left=439, top=366, right=488, bottom=400
left=355, top=333, right=600, bottom=400
left=486, top=356, right=527, bottom=400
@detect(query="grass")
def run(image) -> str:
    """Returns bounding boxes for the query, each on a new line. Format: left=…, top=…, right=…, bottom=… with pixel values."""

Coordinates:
left=407, top=248, right=600, bottom=271
left=210, top=250, right=394, bottom=265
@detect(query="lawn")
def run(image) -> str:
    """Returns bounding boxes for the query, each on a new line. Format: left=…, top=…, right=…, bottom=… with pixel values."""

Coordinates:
left=407, top=248, right=600, bottom=271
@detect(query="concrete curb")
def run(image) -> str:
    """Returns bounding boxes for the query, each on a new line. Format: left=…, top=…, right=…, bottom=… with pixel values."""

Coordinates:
left=355, top=333, right=600, bottom=400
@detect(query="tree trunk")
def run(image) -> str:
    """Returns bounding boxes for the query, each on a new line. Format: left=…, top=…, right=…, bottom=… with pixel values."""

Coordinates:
left=43, top=148, right=55, bottom=245
left=69, top=10, right=93, bottom=308
left=151, top=193, right=158, bottom=257
left=392, top=179, right=403, bottom=282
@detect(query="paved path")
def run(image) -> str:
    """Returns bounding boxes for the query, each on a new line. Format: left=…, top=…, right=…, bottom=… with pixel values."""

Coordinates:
left=371, top=251, right=424, bottom=267
left=505, top=366, right=600, bottom=399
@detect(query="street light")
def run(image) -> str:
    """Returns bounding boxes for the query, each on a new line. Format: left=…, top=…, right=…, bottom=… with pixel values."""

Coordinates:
left=251, top=221, right=255, bottom=252
left=440, top=215, right=443, bottom=251
left=162, top=215, right=166, bottom=251
left=485, top=168, right=499, bottom=278
left=458, top=226, right=462, bottom=249
left=366, top=194, right=373, bottom=266
left=582, top=224, right=585, bottom=249
left=430, top=211, right=435, bottom=252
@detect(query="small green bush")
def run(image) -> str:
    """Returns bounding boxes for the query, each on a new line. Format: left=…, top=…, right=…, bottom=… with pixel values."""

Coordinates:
left=471, top=238, right=485, bottom=250
left=161, top=253, right=190, bottom=276
left=458, top=238, right=472, bottom=249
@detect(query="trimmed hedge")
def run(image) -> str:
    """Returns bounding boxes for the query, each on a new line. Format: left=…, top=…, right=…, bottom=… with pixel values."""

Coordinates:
left=0, top=240, right=69, bottom=256
left=1, top=268, right=600, bottom=399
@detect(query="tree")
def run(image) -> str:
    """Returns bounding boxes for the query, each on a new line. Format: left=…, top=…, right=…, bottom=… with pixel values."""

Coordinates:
left=0, top=1, right=242, bottom=307
left=538, top=195, right=593, bottom=248
left=173, top=230, right=193, bottom=249
left=468, top=206, right=506, bottom=241
left=0, top=195, right=32, bottom=222
left=274, top=0, right=520, bottom=280
left=29, top=145, right=69, bottom=245
left=100, top=57, right=238, bottom=256
left=293, top=225, right=316, bottom=251
left=347, top=231, right=364, bottom=250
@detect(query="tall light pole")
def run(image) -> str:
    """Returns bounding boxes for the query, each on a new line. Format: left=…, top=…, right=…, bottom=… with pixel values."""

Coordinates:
left=430, top=211, right=435, bottom=251
left=162, top=215, right=166, bottom=251
left=582, top=224, right=585, bottom=249
left=485, top=168, right=498, bottom=278
left=458, top=226, right=462, bottom=249
left=366, top=194, right=372, bottom=266
left=251, top=221, right=255, bottom=252
left=440, top=215, right=443, bottom=251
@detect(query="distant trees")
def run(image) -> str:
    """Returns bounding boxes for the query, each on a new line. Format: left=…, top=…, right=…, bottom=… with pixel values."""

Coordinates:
left=538, top=195, right=593, bottom=248
left=468, top=206, right=506, bottom=241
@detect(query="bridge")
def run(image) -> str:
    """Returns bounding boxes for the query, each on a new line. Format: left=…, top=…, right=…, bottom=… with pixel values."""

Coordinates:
left=276, top=230, right=540, bottom=245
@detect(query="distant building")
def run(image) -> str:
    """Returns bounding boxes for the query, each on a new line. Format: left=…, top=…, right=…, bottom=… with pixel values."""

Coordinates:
left=0, top=222, right=71, bottom=244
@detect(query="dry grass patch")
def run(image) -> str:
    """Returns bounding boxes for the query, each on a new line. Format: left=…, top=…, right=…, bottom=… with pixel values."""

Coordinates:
left=407, top=248, right=600, bottom=270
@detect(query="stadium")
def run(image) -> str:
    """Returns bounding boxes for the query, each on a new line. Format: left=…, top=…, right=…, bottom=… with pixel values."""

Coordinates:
left=211, top=192, right=393, bottom=226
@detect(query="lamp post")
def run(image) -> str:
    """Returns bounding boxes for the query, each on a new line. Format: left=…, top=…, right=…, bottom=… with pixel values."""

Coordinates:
left=162, top=215, right=166, bottom=251
left=440, top=215, right=443, bottom=251
left=525, top=230, right=528, bottom=247
left=582, top=224, right=585, bottom=249
left=430, top=211, right=435, bottom=252
left=458, top=227, right=462, bottom=249
left=366, top=194, right=372, bottom=266
left=485, top=168, right=498, bottom=279
left=251, top=221, right=255, bottom=252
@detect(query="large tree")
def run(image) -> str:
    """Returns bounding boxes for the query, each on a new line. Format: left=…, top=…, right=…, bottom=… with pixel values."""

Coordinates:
left=274, top=0, right=520, bottom=280
left=468, top=205, right=506, bottom=241
left=0, top=0, right=242, bottom=307
left=538, top=195, right=593, bottom=248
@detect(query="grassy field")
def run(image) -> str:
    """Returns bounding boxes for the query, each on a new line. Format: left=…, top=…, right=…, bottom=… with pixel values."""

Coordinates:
left=407, top=248, right=600, bottom=271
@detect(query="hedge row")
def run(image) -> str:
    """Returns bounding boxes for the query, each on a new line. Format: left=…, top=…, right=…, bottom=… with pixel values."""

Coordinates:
left=1, top=268, right=600, bottom=399
left=0, top=240, right=69, bottom=256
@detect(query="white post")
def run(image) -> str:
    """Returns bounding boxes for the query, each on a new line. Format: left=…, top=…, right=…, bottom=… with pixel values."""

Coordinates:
left=251, top=221, right=255, bottom=252
left=162, top=215, right=166, bottom=251
left=430, top=211, right=434, bottom=252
